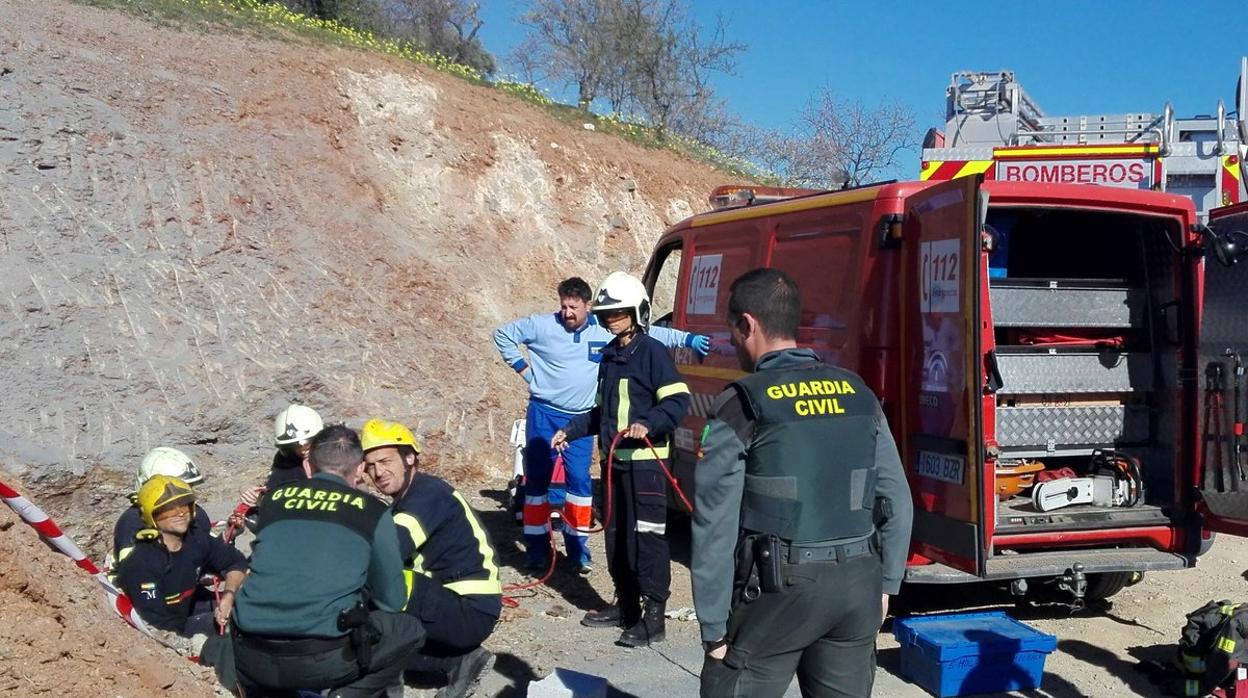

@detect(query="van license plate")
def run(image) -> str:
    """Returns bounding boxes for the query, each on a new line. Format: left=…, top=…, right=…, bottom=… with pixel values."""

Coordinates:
left=916, top=451, right=965, bottom=485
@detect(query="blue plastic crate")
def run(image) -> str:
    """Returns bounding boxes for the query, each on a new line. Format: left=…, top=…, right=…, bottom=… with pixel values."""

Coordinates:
left=893, top=611, right=1057, bottom=697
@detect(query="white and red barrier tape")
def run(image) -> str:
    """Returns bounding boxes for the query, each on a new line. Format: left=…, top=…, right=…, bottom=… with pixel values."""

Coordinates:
left=0, top=479, right=166, bottom=643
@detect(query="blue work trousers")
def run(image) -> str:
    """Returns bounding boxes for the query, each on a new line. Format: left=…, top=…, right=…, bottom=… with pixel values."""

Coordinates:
left=523, top=400, right=593, bottom=567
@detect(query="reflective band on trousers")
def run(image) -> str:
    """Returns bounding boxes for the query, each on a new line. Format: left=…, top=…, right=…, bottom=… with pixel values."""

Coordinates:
left=635, top=520, right=666, bottom=534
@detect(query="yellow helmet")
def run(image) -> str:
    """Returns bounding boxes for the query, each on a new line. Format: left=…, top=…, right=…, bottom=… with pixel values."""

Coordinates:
left=360, top=419, right=422, bottom=454
left=136, top=475, right=196, bottom=528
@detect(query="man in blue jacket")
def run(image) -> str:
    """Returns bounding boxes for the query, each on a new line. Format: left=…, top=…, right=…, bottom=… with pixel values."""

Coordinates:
left=494, top=276, right=708, bottom=573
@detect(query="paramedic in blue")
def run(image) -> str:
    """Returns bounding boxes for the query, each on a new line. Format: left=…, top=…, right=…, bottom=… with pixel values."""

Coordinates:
left=552, top=271, right=692, bottom=647
left=493, top=276, right=708, bottom=574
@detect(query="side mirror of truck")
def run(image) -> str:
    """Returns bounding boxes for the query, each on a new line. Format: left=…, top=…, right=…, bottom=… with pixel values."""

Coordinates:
left=1202, top=224, right=1248, bottom=267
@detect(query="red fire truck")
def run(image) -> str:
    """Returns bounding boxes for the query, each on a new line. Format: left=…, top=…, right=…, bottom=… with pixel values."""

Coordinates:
left=921, top=58, right=1248, bottom=220
left=644, top=177, right=1248, bottom=605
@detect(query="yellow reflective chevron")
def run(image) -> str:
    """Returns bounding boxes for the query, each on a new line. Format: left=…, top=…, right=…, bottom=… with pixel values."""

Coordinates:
left=1224, top=156, right=1242, bottom=181
left=956, top=161, right=993, bottom=178
left=920, top=161, right=942, bottom=180
left=656, top=382, right=690, bottom=400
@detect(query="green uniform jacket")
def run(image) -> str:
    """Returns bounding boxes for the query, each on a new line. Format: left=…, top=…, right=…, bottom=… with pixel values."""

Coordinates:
left=691, top=348, right=914, bottom=642
left=233, top=472, right=408, bottom=638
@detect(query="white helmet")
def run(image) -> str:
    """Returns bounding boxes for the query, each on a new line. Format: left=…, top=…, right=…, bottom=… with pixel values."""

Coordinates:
left=273, top=404, right=324, bottom=447
left=593, top=271, right=651, bottom=329
left=136, top=446, right=203, bottom=493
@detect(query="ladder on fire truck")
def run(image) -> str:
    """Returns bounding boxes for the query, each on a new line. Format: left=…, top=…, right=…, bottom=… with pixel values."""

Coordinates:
left=921, top=57, right=1248, bottom=219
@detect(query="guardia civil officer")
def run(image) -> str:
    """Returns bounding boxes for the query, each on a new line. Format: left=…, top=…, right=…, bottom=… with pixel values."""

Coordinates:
left=232, top=424, right=425, bottom=697
left=692, top=268, right=913, bottom=698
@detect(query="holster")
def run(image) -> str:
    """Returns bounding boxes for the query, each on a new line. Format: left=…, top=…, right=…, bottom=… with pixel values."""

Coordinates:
left=753, top=534, right=783, bottom=594
left=733, top=535, right=760, bottom=604
left=733, top=534, right=786, bottom=603
left=337, top=603, right=378, bottom=671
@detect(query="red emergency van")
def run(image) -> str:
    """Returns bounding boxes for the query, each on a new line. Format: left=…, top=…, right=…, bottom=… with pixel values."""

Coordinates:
left=644, top=177, right=1248, bottom=604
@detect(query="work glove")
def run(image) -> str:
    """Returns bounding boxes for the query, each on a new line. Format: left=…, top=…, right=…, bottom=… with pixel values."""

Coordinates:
left=687, top=334, right=711, bottom=356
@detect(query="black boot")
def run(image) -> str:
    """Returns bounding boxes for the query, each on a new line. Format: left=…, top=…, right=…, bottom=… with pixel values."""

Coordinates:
left=618, top=598, right=665, bottom=647
left=582, top=590, right=641, bottom=628
left=435, top=647, right=496, bottom=698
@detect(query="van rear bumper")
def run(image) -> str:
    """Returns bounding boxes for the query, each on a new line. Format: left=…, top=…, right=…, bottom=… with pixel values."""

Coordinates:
left=904, top=547, right=1192, bottom=584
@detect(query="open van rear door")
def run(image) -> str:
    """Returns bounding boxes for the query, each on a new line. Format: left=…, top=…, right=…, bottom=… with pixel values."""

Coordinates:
left=1200, top=204, right=1248, bottom=535
left=901, top=176, right=988, bottom=576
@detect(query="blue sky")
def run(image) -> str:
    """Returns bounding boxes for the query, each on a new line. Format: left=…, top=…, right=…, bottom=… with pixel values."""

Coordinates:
left=476, top=1, right=1246, bottom=175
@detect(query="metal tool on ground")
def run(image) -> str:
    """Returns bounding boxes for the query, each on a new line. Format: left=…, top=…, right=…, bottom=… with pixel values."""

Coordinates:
left=1031, top=451, right=1144, bottom=512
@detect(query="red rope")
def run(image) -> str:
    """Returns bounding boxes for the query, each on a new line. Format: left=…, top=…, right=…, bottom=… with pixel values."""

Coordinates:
left=501, top=430, right=693, bottom=608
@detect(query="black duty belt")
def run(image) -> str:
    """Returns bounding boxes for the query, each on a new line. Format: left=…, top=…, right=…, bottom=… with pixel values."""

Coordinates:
left=782, top=536, right=875, bottom=565
left=235, top=630, right=352, bottom=657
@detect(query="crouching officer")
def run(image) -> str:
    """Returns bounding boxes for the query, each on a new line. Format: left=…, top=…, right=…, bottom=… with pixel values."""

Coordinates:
left=232, top=424, right=425, bottom=697
left=691, top=268, right=914, bottom=698
left=361, top=419, right=501, bottom=698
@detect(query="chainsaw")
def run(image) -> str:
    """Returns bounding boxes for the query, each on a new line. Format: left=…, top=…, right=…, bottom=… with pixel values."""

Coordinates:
left=1031, top=450, right=1144, bottom=512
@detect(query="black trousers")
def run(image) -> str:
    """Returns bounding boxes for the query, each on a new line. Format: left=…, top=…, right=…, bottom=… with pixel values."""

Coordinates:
left=404, top=575, right=499, bottom=671
left=605, top=463, right=670, bottom=603
left=234, top=610, right=424, bottom=698
left=700, top=553, right=882, bottom=698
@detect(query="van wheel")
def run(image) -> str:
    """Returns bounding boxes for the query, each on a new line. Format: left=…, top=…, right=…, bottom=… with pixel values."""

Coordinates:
left=1084, top=571, right=1139, bottom=601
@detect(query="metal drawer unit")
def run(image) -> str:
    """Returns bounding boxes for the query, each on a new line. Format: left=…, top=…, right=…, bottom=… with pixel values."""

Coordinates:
left=989, top=279, right=1144, bottom=328
left=995, top=350, right=1154, bottom=395
left=994, top=404, right=1151, bottom=457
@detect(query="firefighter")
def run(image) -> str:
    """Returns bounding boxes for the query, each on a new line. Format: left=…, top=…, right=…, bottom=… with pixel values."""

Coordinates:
left=551, top=271, right=691, bottom=647
left=232, top=425, right=425, bottom=697
left=111, top=446, right=212, bottom=574
left=494, top=277, right=707, bottom=574
left=360, top=419, right=500, bottom=698
left=114, top=475, right=247, bottom=637
left=237, top=403, right=323, bottom=509
left=691, top=268, right=914, bottom=698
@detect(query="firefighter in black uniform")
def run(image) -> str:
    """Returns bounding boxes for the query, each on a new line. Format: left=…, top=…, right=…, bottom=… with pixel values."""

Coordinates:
left=232, top=424, right=425, bottom=697
left=115, top=475, right=246, bottom=637
left=692, top=268, right=914, bottom=698
left=360, top=418, right=501, bottom=698
left=552, top=271, right=691, bottom=647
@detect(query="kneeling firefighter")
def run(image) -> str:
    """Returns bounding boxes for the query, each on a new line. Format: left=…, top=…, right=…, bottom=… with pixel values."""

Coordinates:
left=232, top=424, right=425, bottom=697
left=361, top=419, right=501, bottom=698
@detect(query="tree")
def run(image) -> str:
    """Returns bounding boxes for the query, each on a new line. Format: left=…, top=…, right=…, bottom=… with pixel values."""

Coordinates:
left=775, top=90, right=918, bottom=188
left=381, top=0, right=496, bottom=75
left=512, top=0, right=743, bottom=133
left=624, top=1, right=742, bottom=139
left=513, top=0, right=613, bottom=111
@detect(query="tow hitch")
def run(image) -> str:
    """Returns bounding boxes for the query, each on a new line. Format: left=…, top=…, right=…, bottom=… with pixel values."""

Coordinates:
left=1055, top=563, right=1088, bottom=611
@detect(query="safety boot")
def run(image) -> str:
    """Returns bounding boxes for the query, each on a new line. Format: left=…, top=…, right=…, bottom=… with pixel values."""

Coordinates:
left=436, top=646, right=496, bottom=698
left=618, top=598, right=665, bottom=647
left=581, top=592, right=641, bottom=628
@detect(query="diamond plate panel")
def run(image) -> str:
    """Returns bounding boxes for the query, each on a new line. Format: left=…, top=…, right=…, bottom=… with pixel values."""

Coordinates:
left=990, top=282, right=1143, bottom=328
left=995, top=404, right=1150, bottom=452
left=996, top=351, right=1154, bottom=395
left=1200, top=210, right=1248, bottom=499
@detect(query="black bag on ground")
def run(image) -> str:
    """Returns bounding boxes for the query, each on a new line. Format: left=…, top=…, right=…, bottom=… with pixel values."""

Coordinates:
left=1173, top=599, right=1248, bottom=696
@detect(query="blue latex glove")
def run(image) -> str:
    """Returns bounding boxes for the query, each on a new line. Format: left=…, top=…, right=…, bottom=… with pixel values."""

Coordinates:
left=688, top=334, right=711, bottom=356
